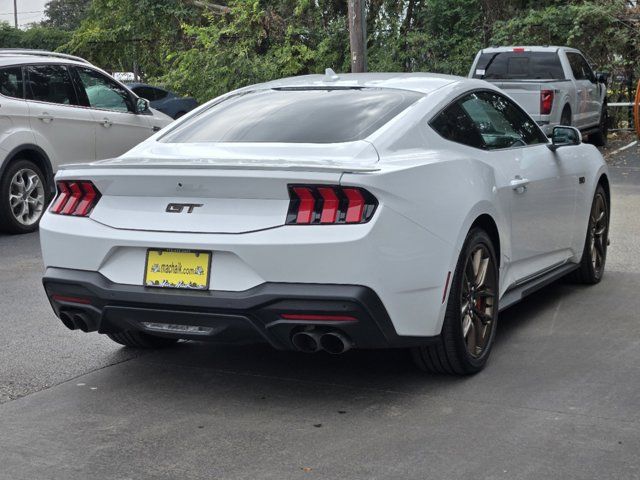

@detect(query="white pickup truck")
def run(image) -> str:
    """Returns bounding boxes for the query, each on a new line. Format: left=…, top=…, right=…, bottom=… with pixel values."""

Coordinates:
left=469, top=46, right=608, bottom=145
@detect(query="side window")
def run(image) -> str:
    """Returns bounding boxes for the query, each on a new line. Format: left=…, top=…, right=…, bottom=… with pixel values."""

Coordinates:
left=430, top=102, right=485, bottom=149
left=459, top=91, right=547, bottom=149
left=75, top=67, right=133, bottom=113
left=0, top=67, right=24, bottom=99
left=25, top=65, right=79, bottom=106
left=132, top=86, right=155, bottom=100
left=578, top=55, right=596, bottom=83
left=567, top=52, right=595, bottom=82
left=152, top=87, right=168, bottom=100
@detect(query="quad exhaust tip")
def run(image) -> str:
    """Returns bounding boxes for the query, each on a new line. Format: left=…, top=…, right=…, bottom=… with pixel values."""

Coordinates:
left=291, top=330, right=352, bottom=354
left=58, top=310, right=97, bottom=333
left=319, top=331, right=352, bottom=354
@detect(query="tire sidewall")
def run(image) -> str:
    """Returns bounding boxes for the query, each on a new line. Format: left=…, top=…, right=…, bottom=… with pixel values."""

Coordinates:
left=582, top=185, right=609, bottom=282
left=0, top=159, right=47, bottom=234
left=447, top=228, right=499, bottom=371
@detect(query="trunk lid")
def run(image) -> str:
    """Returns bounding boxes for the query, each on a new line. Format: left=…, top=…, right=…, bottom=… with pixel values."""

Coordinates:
left=59, top=142, right=379, bottom=234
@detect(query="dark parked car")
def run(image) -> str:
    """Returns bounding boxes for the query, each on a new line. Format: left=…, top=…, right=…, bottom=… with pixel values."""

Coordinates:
left=127, top=83, right=198, bottom=119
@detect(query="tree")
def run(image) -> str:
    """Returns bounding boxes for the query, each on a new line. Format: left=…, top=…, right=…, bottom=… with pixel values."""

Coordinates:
left=0, top=21, right=70, bottom=50
left=42, top=0, right=92, bottom=31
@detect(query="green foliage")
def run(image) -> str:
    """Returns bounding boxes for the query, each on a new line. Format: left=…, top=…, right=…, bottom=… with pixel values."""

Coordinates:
left=3, top=0, right=638, bottom=105
left=160, top=0, right=349, bottom=102
left=0, top=22, right=71, bottom=50
left=64, top=0, right=202, bottom=76
left=43, top=0, right=92, bottom=31
left=490, top=1, right=638, bottom=73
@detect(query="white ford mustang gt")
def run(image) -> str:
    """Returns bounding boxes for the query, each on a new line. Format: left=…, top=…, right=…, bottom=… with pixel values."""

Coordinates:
left=40, top=72, right=610, bottom=375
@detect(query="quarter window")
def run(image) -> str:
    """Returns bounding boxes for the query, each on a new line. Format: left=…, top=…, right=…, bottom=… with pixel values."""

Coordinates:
left=25, top=65, right=79, bottom=106
left=430, top=102, right=485, bottom=149
left=0, top=67, right=24, bottom=99
left=75, top=67, right=133, bottom=112
left=459, top=91, right=547, bottom=149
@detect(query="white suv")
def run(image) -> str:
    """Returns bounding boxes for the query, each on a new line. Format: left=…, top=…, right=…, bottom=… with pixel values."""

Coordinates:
left=0, top=49, right=173, bottom=234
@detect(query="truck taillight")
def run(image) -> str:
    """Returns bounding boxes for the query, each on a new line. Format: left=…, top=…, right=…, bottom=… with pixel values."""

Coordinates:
left=286, top=185, right=377, bottom=225
left=540, top=89, right=554, bottom=115
left=50, top=180, right=101, bottom=217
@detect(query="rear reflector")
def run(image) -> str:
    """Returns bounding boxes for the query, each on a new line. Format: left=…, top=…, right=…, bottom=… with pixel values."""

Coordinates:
left=51, top=294, right=92, bottom=305
left=50, top=180, right=101, bottom=217
left=540, top=89, right=554, bottom=115
left=280, top=313, right=358, bottom=322
left=286, top=185, right=377, bottom=225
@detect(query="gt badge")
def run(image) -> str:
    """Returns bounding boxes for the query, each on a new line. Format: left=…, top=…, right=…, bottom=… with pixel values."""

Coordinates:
left=166, top=203, right=203, bottom=213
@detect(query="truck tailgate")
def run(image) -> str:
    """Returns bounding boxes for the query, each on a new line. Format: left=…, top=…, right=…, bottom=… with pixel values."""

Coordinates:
left=493, top=81, right=542, bottom=116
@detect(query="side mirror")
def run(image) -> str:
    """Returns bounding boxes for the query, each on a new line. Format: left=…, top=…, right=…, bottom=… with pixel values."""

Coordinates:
left=136, top=97, right=150, bottom=114
left=548, top=126, right=581, bottom=152
left=596, top=71, right=609, bottom=84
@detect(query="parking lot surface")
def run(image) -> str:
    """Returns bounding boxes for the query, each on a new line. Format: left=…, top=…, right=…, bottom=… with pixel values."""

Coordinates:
left=1, top=143, right=639, bottom=479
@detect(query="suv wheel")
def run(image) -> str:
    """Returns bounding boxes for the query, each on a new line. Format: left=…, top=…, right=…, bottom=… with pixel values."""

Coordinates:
left=0, top=159, right=47, bottom=234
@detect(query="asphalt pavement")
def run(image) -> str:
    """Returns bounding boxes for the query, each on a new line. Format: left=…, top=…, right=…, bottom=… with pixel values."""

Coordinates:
left=1, top=141, right=639, bottom=479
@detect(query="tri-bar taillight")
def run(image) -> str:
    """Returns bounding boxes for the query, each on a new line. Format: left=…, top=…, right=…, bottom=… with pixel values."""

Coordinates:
left=286, top=185, right=378, bottom=225
left=50, top=180, right=101, bottom=217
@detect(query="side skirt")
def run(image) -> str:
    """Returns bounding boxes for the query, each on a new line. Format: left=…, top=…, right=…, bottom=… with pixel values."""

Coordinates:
left=499, top=262, right=579, bottom=312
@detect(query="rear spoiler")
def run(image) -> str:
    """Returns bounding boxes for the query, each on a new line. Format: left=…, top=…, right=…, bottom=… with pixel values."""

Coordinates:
left=58, top=159, right=380, bottom=173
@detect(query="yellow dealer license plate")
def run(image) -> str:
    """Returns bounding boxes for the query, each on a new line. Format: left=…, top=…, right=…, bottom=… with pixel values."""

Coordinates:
left=144, top=249, right=211, bottom=290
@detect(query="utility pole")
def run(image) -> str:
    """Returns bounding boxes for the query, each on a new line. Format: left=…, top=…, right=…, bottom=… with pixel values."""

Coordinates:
left=13, top=0, right=18, bottom=28
left=348, top=0, right=367, bottom=72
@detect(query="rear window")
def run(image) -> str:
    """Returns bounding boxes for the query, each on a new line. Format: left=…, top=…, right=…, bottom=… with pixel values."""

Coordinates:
left=472, top=52, right=565, bottom=80
left=160, top=88, right=423, bottom=144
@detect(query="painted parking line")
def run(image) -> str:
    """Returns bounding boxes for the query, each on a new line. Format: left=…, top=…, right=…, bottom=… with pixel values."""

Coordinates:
left=609, top=140, right=638, bottom=156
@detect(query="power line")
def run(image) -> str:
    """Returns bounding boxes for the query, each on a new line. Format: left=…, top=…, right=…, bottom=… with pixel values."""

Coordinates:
left=0, top=10, right=45, bottom=16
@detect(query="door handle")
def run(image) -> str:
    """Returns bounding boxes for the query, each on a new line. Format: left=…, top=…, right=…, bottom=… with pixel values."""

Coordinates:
left=101, top=118, right=112, bottom=128
left=510, top=176, right=529, bottom=194
left=38, top=112, right=54, bottom=123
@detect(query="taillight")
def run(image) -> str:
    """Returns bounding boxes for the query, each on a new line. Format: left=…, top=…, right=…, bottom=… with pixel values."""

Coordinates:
left=540, top=89, right=554, bottom=115
left=286, top=185, right=377, bottom=225
left=50, top=180, right=101, bottom=216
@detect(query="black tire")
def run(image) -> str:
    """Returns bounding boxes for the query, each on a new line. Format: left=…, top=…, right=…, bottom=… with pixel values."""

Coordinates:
left=107, top=331, right=179, bottom=349
left=560, top=106, right=572, bottom=126
left=570, top=184, right=609, bottom=284
left=412, top=228, right=499, bottom=375
left=174, top=111, right=187, bottom=119
left=0, top=159, right=47, bottom=234
left=589, top=105, right=608, bottom=147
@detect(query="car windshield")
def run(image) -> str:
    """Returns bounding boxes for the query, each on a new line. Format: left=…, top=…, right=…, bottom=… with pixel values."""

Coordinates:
left=473, top=51, right=565, bottom=80
left=160, top=88, right=423, bottom=144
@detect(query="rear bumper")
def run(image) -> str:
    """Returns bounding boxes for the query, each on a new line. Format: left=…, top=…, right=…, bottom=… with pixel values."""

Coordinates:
left=43, top=267, right=435, bottom=350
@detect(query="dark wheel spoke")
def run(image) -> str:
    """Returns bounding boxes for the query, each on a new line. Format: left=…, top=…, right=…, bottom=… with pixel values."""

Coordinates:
left=459, top=242, right=497, bottom=359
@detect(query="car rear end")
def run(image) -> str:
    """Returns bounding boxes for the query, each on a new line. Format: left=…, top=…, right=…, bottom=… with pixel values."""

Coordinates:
left=40, top=84, right=453, bottom=354
left=470, top=47, right=567, bottom=134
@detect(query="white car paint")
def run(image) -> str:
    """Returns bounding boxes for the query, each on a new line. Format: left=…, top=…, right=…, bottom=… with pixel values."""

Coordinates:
left=40, top=73, right=608, bottom=340
left=0, top=52, right=173, bottom=171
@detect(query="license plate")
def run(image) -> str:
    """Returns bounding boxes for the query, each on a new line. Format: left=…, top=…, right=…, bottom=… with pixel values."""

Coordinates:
left=144, top=249, right=211, bottom=290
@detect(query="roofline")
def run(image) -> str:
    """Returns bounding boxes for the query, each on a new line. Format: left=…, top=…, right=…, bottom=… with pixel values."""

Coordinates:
left=0, top=49, right=91, bottom=65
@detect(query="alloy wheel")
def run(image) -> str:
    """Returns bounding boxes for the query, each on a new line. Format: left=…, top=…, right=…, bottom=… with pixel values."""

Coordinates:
left=460, top=245, right=497, bottom=358
left=589, top=192, right=608, bottom=276
left=9, top=168, right=45, bottom=226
